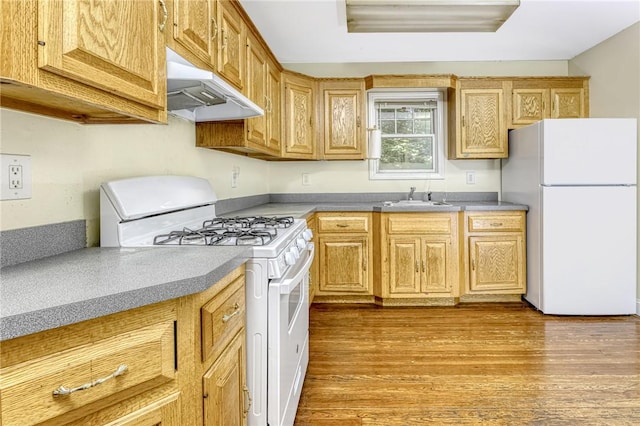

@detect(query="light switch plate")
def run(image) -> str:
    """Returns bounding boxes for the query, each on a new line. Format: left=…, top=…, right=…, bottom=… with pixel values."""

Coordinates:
left=1, top=154, right=32, bottom=200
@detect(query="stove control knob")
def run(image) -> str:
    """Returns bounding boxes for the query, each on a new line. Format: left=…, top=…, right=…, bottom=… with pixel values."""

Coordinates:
left=302, top=229, right=313, bottom=241
left=290, top=246, right=300, bottom=259
left=296, top=238, right=306, bottom=250
left=285, top=252, right=297, bottom=266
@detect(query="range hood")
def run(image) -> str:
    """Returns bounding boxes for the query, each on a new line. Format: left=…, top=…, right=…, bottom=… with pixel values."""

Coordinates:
left=166, top=48, right=263, bottom=122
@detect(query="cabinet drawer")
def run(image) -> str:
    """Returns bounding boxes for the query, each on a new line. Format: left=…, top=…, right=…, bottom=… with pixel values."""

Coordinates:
left=201, top=273, right=245, bottom=363
left=0, top=321, right=176, bottom=426
left=317, top=214, right=370, bottom=233
left=387, top=214, right=454, bottom=235
left=467, top=213, right=524, bottom=232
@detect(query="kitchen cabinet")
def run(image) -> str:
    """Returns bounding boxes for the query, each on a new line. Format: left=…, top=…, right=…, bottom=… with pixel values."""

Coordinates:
left=380, top=213, right=459, bottom=304
left=449, top=79, right=508, bottom=159
left=315, top=213, right=373, bottom=300
left=509, top=78, right=589, bottom=127
left=283, top=71, right=318, bottom=159
left=0, top=300, right=179, bottom=425
left=172, top=0, right=218, bottom=68
left=245, top=32, right=269, bottom=148
left=0, top=0, right=167, bottom=124
left=463, top=211, right=526, bottom=296
left=307, top=215, right=319, bottom=304
left=217, top=0, right=246, bottom=91
left=318, top=79, right=367, bottom=159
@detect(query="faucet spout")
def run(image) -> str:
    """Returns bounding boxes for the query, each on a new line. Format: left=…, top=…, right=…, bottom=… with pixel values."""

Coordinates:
left=408, top=186, right=416, bottom=201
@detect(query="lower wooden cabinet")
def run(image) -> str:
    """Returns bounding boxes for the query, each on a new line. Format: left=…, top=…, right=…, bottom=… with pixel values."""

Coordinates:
left=315, top=213, right=373, bottom=299
left=380, top=213, right=459, bottom=303
left=202, top=332, right=248, bottom=426
left=463, top=211, right=526, bottom=295
left=0, top=301, right=179, bottom=426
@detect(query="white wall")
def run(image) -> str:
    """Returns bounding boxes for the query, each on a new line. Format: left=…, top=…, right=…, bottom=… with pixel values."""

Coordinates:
left=569, top=22, right=640, bottom=313
left=0, top=110, right=269, bottom=245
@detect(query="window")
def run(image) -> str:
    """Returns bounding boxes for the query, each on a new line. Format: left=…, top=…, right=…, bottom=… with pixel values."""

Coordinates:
left=368, top=90, right=446, bottom=180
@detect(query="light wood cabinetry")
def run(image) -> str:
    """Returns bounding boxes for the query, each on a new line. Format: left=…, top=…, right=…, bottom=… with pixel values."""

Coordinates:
left=449, top=79, right=508, bottom=159
left=509, top=78, right=589, bottom=127
left=0, top=0, right=167, bottom=123
left=216, top=0, right=246, bottom=91
left=307, top=215, right=319, bottom=304
left=172, top=0, right=218, bottom=70
left=283, top=71, right=317, bottom=159
left=315, top=213, right=373, bottom=299
left=463, top=211, right=526, bottom=297
left=0, top=301, right=179, bottom=426
left=380, top=213, right=459, bottom=304
left=318, top=79, right=367, bottom=159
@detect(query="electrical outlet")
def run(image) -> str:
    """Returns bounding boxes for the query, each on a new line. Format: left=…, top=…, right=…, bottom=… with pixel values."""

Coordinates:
left=231, top=166, right=240, bottom=188
left=466, top=171, right=476, bottom=185
left=302, top=173, right=310, bottom=186
left=1, top=154, right=32, bottom=200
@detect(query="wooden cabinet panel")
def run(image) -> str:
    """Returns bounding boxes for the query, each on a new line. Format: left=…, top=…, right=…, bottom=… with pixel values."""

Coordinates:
left=266, top=61, right=283, bottom=155
left=551, top=88, right=584, bottom=119
left=460, top=88, right=507, bottom=158
left=173, top=0, right=217, bottom=66
left=216, top=0, right=245, bottom=91
left=317, top=214, right=370, bottom=233
left=464, top=211, right=526, bottom=296
left=246, top=33, right=268, bottom=148
left=203, top=331, right=248, bottom=426
left=283, top=72, right=316, bottom=159
left=512, top=88, right=546, bottom=125
left=388, top=237, right=421, bottom=295
left=101, top=393, right=180, bottom=426
left=387, top=214, right=452, bottom=235
left=318, top=236, right=370, bottom=294
left=201, top=273, right=245, bottom=363
left=468, top=235, right=525, bottom=293
left=38, top=0, right=166, bottom=109
left=421, top=238, right=451, bottom=294
left=319, top=80, right=366, bottom=159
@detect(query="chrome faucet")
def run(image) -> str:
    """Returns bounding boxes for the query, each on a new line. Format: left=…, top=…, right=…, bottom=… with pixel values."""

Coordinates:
left=408, top=186, right=416, bottom=201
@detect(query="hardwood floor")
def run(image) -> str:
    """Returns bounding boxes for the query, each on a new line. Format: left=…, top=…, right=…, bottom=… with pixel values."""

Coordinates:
left=295, top=303, right=640, bottom=425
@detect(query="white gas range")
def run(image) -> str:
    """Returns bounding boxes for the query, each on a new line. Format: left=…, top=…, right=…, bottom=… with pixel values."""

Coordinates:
left=99, top=175, right=313, bottom=426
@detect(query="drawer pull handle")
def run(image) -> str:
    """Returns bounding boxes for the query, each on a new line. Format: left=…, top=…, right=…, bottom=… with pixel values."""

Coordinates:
left=490, top=222, right=503, bottom=227
left=336, top=224, right=349, bottom=228
left=415, top=261, right=419, bottom=273
left=243, top=385, right=252, bottom=416
left=222, top=303, right=241, bottom=323
left=422, top=260, right=426, bottom=272
left=52, top=364, right=128, bottom=396
left=211, top=17, right=219, bottom=40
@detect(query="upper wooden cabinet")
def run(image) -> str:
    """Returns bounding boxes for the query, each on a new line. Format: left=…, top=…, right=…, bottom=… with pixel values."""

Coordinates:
left=217, top=0, right=246, bottom=91
left=173, top=0, right=218, bottom=67
left=245, top=32, right=269, bottom=149
left=449, top=79, right=508, bottom=159
left=318, top=79, right=367, bottom=160
left=509, top=78, right=589, bottom=127
left=282, top=71, right=317, bottom=159
left=1, top=0, right=167, bottom=123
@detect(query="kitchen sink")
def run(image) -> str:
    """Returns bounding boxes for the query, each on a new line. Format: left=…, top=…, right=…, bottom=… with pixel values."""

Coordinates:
left=387, top=200, right=451, bottom=206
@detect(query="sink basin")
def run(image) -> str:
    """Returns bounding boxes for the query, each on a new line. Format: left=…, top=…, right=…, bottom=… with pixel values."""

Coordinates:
left=388, top=200, right=450, bottom=206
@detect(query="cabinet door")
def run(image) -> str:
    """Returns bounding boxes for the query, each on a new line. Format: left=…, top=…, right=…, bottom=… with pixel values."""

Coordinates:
left=266, top=62, right=282, bottom=155
left=388, top=237, right=421, bottom=295
left=318, top=236, right=369, bottom=294
left=421, top=238, right=451, bottom=295
left=38, top=0, right=166, bottom=109
left=460, top=89, right=507, bottom=158
left=203, top=332, right=248, bottom=426
left=106, top=394, right=180, bottom=426
left=512, top=88, right=546, bottom=126
left=217, top=0, right=245, bottom=90
left=245, top=34, right=267, bottom=149
left=322, top=85, right=365, bottom=159
left=468, top=235, right=525, bottom=293
left=551, top=88, right=584, bottom=119
left=284, top=76, right=316, bottom=158
left=173, top=0, right=216, bottom=66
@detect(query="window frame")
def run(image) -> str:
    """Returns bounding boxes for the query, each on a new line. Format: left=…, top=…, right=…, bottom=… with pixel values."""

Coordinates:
left=367, top=89, right=446, bottom=180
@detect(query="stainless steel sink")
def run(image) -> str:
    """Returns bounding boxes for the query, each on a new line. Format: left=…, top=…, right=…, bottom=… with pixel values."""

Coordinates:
left=388, top=200, right=451, bottom=206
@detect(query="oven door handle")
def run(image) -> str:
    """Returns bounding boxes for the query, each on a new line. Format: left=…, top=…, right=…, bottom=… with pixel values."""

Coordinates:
left=269, top=243, right=315, bottom=295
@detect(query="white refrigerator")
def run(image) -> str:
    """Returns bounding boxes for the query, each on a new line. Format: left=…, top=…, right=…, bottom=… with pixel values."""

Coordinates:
left=502, top=118, right=637, bottom=315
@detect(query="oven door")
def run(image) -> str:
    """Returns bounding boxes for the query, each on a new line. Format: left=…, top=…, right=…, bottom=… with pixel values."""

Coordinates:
left=267, top=243, right=314, bottom=426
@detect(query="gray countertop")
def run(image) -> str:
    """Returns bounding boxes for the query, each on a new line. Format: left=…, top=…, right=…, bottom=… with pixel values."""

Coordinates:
left=1, top=199, right=526, bottom=342
left=224, top=200, right=528, bottom=217
left=0, top=246, right=249, bottom=341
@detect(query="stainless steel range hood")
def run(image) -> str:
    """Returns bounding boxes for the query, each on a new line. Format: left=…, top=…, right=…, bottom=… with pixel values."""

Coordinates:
left=166, top=48, right=263, bottom=122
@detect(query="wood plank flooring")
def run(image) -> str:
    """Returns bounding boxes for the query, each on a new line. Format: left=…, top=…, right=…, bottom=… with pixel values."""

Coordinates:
left=295, top=303, right=640, bottom=425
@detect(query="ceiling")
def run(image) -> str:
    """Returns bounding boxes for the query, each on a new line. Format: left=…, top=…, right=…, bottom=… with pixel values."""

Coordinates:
left=238, top=0, right=640, bottom=64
